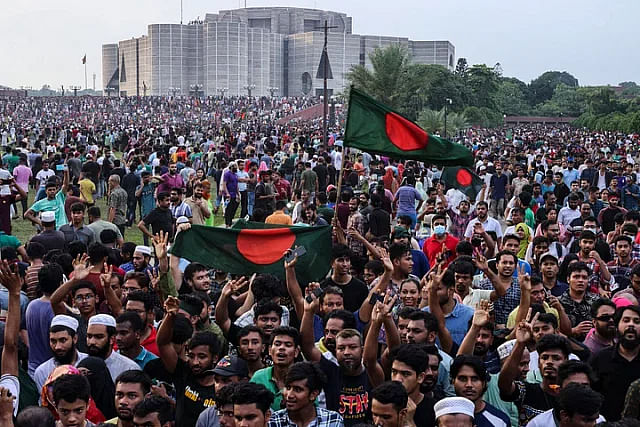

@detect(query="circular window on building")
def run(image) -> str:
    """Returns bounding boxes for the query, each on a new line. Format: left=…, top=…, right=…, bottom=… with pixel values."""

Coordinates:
left=302, top=72, right=312, bottom=95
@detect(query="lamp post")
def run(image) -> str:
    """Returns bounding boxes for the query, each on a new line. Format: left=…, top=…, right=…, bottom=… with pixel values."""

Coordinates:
left=444, top=98, right=452, bottom=139
left=267, top=86, right=278, bottom=97
left=70, top=85, right=82, bottom=97
left=217, top=87, right=228, bottom=99
left=243, top=84, right=256, bottom=97
left=168, top=87, right=181, bottom=97
left=105, top=86, right=116, bottom=97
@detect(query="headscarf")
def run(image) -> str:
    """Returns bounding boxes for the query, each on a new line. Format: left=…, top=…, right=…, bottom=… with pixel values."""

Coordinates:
left=40, top=364, right=106, bottom=424
left=515, top=223, right=531, bottom=259
left=77, top=357, right=117, bottom=419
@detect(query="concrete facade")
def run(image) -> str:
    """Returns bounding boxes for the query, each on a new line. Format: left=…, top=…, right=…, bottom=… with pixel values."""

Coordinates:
left=103, top=7, right=454, bottom=97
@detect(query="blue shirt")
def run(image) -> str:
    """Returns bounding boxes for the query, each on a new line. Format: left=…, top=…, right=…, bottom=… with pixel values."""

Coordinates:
left=563, top=168, right=579, bottom=187
left=411, top=249, right=430, bottom=280
left=224, top=170, right=239, bottom=198
left=395, top=186, right=422, bottom=215
left=476, top=402, right=511, bottom=427
left=423, top=302, right=474, bottom=346
left=120, top=346, right=158, bottom=369
left=490, top=174, right=508, bottom=200
left=140, top=183, right=157, bottom=217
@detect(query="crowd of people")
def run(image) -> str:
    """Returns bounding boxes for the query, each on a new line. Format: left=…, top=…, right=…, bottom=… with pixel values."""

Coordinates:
left=0, top=94, right=639, bottom=427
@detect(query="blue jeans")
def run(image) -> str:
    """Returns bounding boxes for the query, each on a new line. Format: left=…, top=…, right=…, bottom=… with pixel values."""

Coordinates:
left=35, top=187, right=46, bottom=201
left=248, top=191, right=255, bottom=216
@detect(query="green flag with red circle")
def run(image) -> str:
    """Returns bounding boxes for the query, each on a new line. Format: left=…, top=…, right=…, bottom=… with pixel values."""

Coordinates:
left=169, top=221, right=332, bottom=284
left=440, top=166, right=484, bottom=200
left=343, top=87, right=474, bottom=167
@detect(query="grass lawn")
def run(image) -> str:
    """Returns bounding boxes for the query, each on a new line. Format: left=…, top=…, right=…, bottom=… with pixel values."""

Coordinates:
left=12, top=188, right=229, bottom=246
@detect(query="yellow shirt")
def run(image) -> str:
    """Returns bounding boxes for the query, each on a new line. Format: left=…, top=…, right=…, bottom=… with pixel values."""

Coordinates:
left=79, top=178, right=96, bottom=204
left=506, top=302, right=559, bottom=328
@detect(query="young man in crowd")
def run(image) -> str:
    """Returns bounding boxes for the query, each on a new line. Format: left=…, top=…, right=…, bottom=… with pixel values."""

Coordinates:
left=107, top=370, right=152, bottom=426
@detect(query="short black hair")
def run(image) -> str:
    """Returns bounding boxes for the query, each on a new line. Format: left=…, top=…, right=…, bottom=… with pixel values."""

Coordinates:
left=390, top=344, right=427, bottom=374
left=237, top=325, right=265, bottom=343
left=71, top=280, right=97, bottom=297
left=450, top=355, right=490, bottom=383
left=215, top=383, right=239, bottom=407
left=115, top=370, right=152, bottom=395
left=116, top=311, right=145, bottom=332
left=52, top=374, right=91, bottom=405
left=171, top=315, right=194, bottom=344
left=251, top=274, right=286, bottom=301
left=133, top=395, right=174, bottom=424
left=184, top=262, right=208, bottom=283
left=557, top=360, right=596, bottom=387
left=536, top=334, right=571, bottom=358
left=590, top=298, right=616, bottom=318
left=254, top=300, right=283, bottom=320
left=371, top=381, right=408, bottom=412
left=363, top=259, right=385, bottom=276
left=566, top=261, right=591, bottom=279
left=232, top=382, right=274, bottom=414
left=389, top=243, right=411, bottom=261
left=615, top=305, right=640, bottom=328
left=536, top=312, right=558, bottom=329
left=270, top=326, right=300, bottom=347
left=556, top=383, right=602, bottom=418
left=38, top=263, right=64, bottom=296
left=495, top=250, right=518, bottom=264
left=285, top=361, right=327, bottom=393
left=15, top=406, right=56, bottom=427
left=26, top=241, right=46, bottom=259
left=88, top=242, right=109, bottom=263
left=406, top=310, right=438, bottom=333
left=331, top=244, right=352, bottom=262
left=126, top=290, right=154, bottom=312
left=188, top=331, right=221, bottom=358
left=323, top=309, right=357, bottom=330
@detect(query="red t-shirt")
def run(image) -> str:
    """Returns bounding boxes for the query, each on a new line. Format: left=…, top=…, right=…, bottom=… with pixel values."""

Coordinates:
left=423, top=234, right=459, bottom=268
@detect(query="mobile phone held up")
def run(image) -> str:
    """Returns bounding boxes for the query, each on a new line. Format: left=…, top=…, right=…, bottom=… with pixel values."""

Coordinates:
left=285, top=246, right=307, bottom=263
left=305, top=287, right=324, bottom=304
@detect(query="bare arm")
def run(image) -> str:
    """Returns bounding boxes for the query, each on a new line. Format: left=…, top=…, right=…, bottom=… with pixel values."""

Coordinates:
left=50, top=254, right=92, bottom=315
left=0, top=261, right=21, bottom=377
left=457, top=300, right=490, bottom=356
left=24, top=209, right=40, bottom=226
left=498, top=313, right=537, bottom=398
left=102, top=265, right=123, bottom=316
left=358, top=250, right=393, bottom=324
left=284, top=254, right=304, bottom=318
left=427, top=266, right=454, bottom=354
left=300, top=291, right=323, bottom=362
left=363, top=300, right=390, bottom=388
left=157, top=297, right=179, bottom=373
left=215, top=282, right=234, bottom=335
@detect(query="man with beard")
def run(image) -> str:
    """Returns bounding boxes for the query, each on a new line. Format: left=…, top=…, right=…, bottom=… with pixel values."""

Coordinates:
left=346, top=197, right=366, bottom=258
left=591, top=305, right=640, bottom=421
left=157, top=296, right=221, bottom=427
left=559, top=262, right=600, bottom=340
left=185, top=182, right=211, bottom=226
left=389, top=344, right=438, bottom=427
left=583, top=298, right=616, bottom=355
left=478, top=251, right=521, bottom=328
left=86, top=314, right=141, bottom=382
left=598, top=193, right=627, bottom=234
left=525, top=220, right=567, bottom=261
left=499, top=320, right=571, bottom=425
left=106, top=370, right=152, bottom=426
left=33, top=315, right=88, bottom=391
left=138, top=192, right=173, bottom=241
left=465, top=201, right=503, bottom=247
left=116, top=312, right=158, bottom=369
left=316, top=328, right=380, bottom=427
left=457, top=301, right=500, bottom=374
left=182, top=262, right=211, bottom=293
left=268, top=361, right=343, bottom=427
left=157, top=162, right=184, bottom=194
left=250, top=326, right=300, bottom=411
left=450, top=355, right=511, bottom=427
left=128, top=246, right=153, bottom=274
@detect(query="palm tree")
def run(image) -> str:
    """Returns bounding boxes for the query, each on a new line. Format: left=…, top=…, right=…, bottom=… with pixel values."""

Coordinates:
left=417, top=109, right=469, bottom=136
left=347, top=45, right=410, bottom=110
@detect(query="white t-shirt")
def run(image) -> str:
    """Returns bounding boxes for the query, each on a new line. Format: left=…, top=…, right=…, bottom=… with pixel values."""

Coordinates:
left=36, top=169, right=56, bottom=187
left=527, top=408, right=605, bottom=427
left=0, top=374, right=19, bottom=416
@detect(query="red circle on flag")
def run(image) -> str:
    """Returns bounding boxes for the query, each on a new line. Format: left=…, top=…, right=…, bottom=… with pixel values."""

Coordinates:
left=456, top=168, right=472, bottom=186
left=237, top=228, right=296, bottom=265
left=385, top=112, right=429, bottom=151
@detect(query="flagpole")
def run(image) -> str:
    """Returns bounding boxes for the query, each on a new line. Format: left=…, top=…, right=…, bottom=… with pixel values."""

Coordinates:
left=84, top=61, right=88, bottom=90
left=333, top=148, right=346, bottom=214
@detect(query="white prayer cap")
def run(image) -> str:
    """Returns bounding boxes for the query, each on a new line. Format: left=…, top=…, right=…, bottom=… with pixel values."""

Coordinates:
left=41, top=211, right=55, bottom=223
left=134, top=245, right=152, bottom=256
left=50, top=315, right=79, bottom=332
left=88, top=314, right=116, bottom=328
left=434, top=397, right=475, bottom=420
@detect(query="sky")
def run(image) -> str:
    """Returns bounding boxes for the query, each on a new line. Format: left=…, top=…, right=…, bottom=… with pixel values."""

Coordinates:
left=1, top=0, right=638, bottom=90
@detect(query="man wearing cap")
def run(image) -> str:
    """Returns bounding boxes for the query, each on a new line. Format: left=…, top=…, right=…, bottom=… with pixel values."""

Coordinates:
left=33, top=314, right=88, bottom=392
left=87, top=314, right=141, bottom=382
left=434, top=396, right=475, bottom=427
left=196, top=356, right=250, bottom=427
left=25, top=161, right=69, bottom=229
left=29, top=210, right=65, bottom=252
left=127, top=245, right=153, bottom=274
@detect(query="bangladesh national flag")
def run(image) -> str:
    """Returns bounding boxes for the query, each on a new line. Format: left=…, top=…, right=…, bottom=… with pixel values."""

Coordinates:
left=440, top=166, right=484, bottom=200
left=169, top=221, right=332, bottom=284
left=344, top=87, right=474, bottom=167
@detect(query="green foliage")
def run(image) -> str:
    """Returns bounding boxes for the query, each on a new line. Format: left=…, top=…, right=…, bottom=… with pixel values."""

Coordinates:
left=528, top=71, right=579, bottom=105
left=417, top=108, right=469, bottom=136
left=495, top=79, right=530, bottom=115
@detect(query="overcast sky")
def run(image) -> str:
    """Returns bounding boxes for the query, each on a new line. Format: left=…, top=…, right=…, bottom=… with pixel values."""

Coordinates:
left=1, top=0, right=638, bottom=90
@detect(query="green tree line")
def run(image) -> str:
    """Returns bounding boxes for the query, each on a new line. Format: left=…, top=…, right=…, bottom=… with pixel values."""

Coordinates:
left=346, top=45, right=640, bottom=133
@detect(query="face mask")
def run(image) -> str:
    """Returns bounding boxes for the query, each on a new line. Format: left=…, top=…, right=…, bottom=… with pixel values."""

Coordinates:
left=431, top=167, right=438, bottom=172
left=434, top=225, right=446, bottom=235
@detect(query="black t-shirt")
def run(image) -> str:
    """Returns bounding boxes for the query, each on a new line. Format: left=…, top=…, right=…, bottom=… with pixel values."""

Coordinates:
left=414, top=395, right=436, bottom=427
left=144, top=358, right=174, bottom=384
left=319, top=356, right=371, bottom=427
left=501, top=380, right=555, bottom=426
left=172, top=359, right=216, bottom=427
left=321, top=276, right=369, bottom=313
left=313, top=164, right=328, bottom=191
left=143, top=207, right=174, bottom=239
left=82, top=161, right=100, bottom=182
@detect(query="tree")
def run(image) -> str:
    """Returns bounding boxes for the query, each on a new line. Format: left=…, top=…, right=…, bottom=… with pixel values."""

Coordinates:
left=417, top=108, right=469, bottom=136
left=495, top=79, right=530, bottom=116
left=528, top=71, right=579, bottom=105
left=466, top=64, right=500, bottom=109
left=347, top=45, right=411, bottom=111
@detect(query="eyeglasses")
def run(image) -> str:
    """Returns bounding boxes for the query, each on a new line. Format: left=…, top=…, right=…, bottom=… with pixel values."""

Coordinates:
left=74, top=294, right=94, bottom=302
left=596, top=315, right=614, bottom=322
